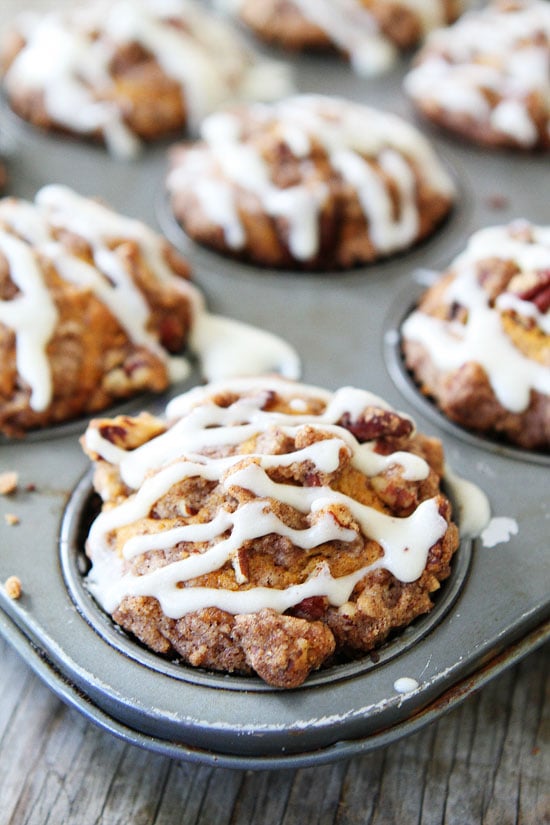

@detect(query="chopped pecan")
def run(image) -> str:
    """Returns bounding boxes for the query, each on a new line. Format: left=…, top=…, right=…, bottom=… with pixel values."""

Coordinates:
left=0, top=252, right=19, bottom=300
left=95, top=413, right=166, bottom=450
left=99, top=424, right=128, bottom=444
left=339, top=408, right=413, bottom=442
left=233, top=546, right=250, bottom=584
left=448, top=300, right=467, bottom=322
left=510, top=269, right=550, bottom=313
left=304, top=471, right=322, bottom=487
left=158, top=315, right=185, bottom=352
left=477, top=257, right=518, bottom=300
left=288, top=596, right=328, bottom=621
left=260, top=390, right=278, bottom=411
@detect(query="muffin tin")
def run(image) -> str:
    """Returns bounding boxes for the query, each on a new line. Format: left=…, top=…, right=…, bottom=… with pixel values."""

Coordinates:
left=0, top=48, right=549, bottom=769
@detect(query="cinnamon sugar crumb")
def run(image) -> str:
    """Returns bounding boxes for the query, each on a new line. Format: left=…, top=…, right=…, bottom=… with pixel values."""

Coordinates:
left=0, top=472, right=18, bottom=495
left=4, top=513, right=20, bottom=526
left=485, top=194, right=509, bottom=211
left=4, top=576, right=22, bottom=600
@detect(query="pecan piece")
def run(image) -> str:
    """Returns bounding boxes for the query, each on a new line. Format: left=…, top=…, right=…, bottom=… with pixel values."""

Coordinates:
left=233, top=546, right=250, bottom=584
left=512, top=269, right=550, bottom=313
left=158, top=315, right=186, bottom=352
left=340, top=408, right=413, bottom=442
left=304, top=470, right=322, bottom=487
left=288, top=596, right=328, bottom=621
left=99, top=424, right=128, bottom=444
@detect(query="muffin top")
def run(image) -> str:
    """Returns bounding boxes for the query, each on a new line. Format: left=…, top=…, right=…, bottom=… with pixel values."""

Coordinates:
left=217, top=0, right=462, bottom=76
left=0, top=185, right=197, bottom=435
left=0, top=0, right=292, bottom=157
left=402, top=221, right=550, bottom=419
left=82, top=376, right=459, bottom=686
left=404, top=0, right=550, bottom=150
left=167, top=94, right=455, bottom=269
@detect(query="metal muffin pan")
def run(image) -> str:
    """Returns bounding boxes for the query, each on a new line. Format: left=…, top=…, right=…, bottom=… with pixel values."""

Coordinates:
left=0, top=51, right=549, bottom=768
left=60, top=472, right=472, bottom=694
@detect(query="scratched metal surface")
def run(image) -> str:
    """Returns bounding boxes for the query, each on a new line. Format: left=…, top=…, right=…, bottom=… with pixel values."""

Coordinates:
left=0, top=45, right=548, bottom=768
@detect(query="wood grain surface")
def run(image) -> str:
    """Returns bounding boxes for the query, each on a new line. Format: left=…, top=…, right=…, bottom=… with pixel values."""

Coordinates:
left=1, top=637, right=548, bottom=824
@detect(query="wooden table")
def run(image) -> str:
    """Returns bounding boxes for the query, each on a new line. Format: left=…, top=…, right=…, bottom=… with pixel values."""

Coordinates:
left=1, top=636, right=548, bottom=824
left=0, top=1, right=548, bottom=821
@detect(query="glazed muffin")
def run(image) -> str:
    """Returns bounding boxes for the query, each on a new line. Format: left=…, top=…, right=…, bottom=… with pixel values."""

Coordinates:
left=217, top=0, right=463, bottom=76
left=0, top=0, right=292, bottom=158
left=0, top=185, right=198, bottom=437
left=404, top=0, right=550, bottom=151
left=402, top=222, right=550, bottom=450
left=166, top=95, right=455, bottom=270
left=82, top=376, right=460, bottom=688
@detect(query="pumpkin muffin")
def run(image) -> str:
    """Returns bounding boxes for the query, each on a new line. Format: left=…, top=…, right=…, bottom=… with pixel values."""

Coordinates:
left=82, top=376, right=460, bottom=688
left=0, top=185, right=197, bottom=436
left=217, top=0, right=463, bottom=76
left=402, top=221, right=550, bottom=450
left=166, top=95, right=455, bottom=270
left=0, top=0, right=292, bottom=158
left=404, top=0, right=550, bottom=151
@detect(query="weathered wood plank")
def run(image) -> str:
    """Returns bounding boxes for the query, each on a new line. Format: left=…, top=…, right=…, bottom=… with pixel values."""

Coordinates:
left=280, top=762, right=349, bottom=825
left=230, top=769, right=296, bottom=824
left=0, top=631, right=548, bottom=825
left=151, top=762, right=218, bottom=825
left=0, top=653, right=73, bottom=824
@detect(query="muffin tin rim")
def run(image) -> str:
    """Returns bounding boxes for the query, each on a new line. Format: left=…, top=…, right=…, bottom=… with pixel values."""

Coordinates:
left=59, top=469, right=474, bottom=693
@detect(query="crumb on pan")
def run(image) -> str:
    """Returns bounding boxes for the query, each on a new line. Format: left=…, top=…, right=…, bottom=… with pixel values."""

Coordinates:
left=0, top=472, right=18, bottom=495
left=4, top=575, right=22, bottom=599
left=4, top=513, right=20, bottom=526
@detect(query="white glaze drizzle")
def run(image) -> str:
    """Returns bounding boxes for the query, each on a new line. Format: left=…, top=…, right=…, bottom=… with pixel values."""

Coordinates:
left=0, top=185, right=199, bottom=411
left=393, top=676, right=419, bottom=693
left=402, top=223, right=550, bottom=413
left=270, top=0, right=395, bottom=75
left=0, top=231, right=58, bottom=411
left=167, top=95, right=455, bottom=262
left=0, top=188, right=302, bottom=414
left=443, top=463, right=490, bottom=538
left=85, top=379, right=449, bottom=618
left=4, top=0, right=292, bottom=157
left=188, top=312, right=301, bottom=384
left=404, top=0, right=550, bottom=147
left=85, top=378, right=421, bottom=489
left=35, top=189, right=301, bottom=386
left=218, top=0, right=448, bottom=76
left=332, top=148, right=419, bottom=255
left=480, top=516, right=519, bottom=548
